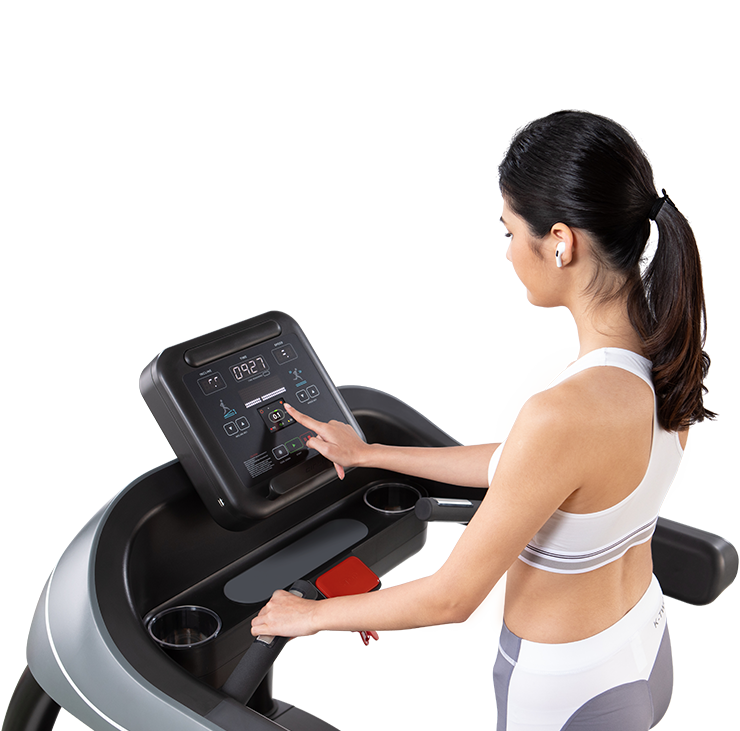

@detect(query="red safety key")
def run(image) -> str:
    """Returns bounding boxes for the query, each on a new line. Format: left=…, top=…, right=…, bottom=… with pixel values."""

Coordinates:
left=316, top=556, right=381, bottom=646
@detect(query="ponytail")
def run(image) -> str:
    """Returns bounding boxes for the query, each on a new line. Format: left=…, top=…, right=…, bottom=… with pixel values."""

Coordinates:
left=499, top=111, right=715, bottom=432
left=628, top=193, right=716, bottom=431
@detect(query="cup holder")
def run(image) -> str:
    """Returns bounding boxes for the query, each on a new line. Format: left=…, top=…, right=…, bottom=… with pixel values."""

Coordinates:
left=147, top=605, right=222, bottom=650
left=364, top=483, right=421, bottom=515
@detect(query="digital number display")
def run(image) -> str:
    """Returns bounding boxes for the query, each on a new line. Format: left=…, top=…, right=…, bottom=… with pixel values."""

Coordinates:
left=231, top=355, right=268, bottom=381
left=197, top=372, right=226, bottom=395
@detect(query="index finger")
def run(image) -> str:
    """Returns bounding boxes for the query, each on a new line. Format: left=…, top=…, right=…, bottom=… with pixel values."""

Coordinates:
left=284, top=402, right=324, bottom=432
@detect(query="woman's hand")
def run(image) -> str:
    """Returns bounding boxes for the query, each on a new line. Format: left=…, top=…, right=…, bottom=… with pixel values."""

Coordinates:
left=251, top=589, right=319, bottom=638
left=284, top=403, right=370, bottom=480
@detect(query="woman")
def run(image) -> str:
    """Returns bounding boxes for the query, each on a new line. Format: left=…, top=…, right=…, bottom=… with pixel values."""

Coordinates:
left=251, top=111, right=714, bottom=730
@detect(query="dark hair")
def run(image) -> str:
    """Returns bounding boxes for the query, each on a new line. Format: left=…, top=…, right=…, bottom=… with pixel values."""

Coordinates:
left=499, top=110, right=714, bottom=432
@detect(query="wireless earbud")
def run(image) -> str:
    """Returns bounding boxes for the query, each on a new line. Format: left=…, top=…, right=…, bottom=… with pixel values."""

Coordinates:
left=555, top=242, right=566, bottom=268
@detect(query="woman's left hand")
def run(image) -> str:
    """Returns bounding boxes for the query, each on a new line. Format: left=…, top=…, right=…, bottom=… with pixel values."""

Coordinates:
left=251, top=589, right=319, bottom=638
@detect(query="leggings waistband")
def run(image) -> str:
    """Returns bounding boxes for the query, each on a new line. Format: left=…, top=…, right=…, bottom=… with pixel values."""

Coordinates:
left=501, top=574, right=666, bottom=673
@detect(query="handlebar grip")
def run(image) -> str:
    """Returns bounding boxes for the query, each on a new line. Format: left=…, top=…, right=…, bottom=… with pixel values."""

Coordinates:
left=221, top=580, right=318, bottom=705
left=414, top=497, right=481, bottom=523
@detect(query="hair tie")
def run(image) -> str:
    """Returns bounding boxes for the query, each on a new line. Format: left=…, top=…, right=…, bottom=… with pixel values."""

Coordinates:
left=648, top=197, right=665, bottom=221
left=648, top=189, right=675, bottom=221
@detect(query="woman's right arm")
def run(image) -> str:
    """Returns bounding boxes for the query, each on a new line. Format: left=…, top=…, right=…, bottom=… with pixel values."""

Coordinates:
left=284, top=403, right=497, bottom=488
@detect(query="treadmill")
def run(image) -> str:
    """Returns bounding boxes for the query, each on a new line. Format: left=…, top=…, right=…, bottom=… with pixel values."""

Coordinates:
left=4, top=312, right=736, bottom=731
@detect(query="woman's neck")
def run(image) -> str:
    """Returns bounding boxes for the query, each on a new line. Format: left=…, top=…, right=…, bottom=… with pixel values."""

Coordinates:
left=568, top=295, right=645, bottom=359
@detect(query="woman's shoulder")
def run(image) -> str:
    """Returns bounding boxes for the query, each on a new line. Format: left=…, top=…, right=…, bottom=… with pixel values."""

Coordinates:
left=519, top=365, right=652, bottom=437
left=493, top=384, right=595, bottom=508
left=510, top=386, right=588, bottom=456
left=502, top=368, right=653, bottom=503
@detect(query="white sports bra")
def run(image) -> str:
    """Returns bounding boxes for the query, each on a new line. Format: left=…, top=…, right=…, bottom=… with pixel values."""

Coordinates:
left=487, top=348, right=684, bottom=574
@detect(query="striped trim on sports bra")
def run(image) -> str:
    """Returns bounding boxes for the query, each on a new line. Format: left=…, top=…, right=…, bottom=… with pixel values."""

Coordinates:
left=519, top=516, right=658, bottom=574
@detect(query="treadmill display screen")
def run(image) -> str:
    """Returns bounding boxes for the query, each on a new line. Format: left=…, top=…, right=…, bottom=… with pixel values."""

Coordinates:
left=140, top=312, right=364, bottom=527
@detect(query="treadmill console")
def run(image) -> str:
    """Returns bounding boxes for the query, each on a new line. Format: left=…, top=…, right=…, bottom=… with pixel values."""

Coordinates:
left=140, top=312, right=364, bottom=527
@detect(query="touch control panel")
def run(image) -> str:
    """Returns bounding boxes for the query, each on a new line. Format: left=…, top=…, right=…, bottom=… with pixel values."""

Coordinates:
left=140, top=312, right=364, bottom=527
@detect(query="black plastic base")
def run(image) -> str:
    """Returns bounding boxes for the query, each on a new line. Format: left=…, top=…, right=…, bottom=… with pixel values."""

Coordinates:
left=2, top=668, right=60, bottom=731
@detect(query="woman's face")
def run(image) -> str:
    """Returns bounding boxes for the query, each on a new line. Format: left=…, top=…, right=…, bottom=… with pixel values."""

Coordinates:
left=500, top=200, right=561, bottom=308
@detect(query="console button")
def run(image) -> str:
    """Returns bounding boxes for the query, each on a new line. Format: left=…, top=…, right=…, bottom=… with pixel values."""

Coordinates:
left=272, top=444, right=289, bottom=459
left=296, top=389, right=309, bottom=403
